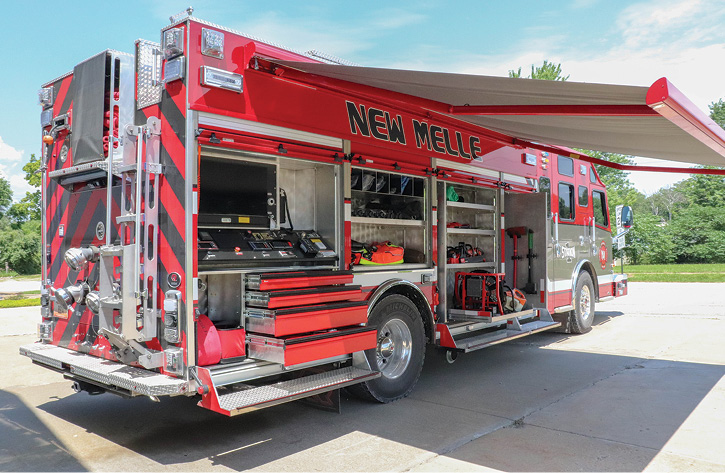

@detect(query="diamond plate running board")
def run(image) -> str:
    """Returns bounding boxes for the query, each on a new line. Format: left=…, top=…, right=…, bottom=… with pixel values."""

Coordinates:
left=19, top=343, right=189, bottom=397
left=196, top=365, right=380, bottom=416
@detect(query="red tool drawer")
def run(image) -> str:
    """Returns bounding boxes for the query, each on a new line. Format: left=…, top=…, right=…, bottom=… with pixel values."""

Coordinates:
left=245, top=285, right=362, bottom=309
left=245, top=301, right=368, bottom=337
left=246, top=326, right=378, bottom=367
left=246, top=270, right=354, bottom=291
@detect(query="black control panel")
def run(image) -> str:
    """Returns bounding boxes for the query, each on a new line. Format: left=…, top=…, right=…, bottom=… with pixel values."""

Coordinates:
left=198, top=229, right=336, bottom=265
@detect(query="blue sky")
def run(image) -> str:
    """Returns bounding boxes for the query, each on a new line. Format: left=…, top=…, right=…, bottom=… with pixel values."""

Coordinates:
left=1, top=0, right=724, bottom=199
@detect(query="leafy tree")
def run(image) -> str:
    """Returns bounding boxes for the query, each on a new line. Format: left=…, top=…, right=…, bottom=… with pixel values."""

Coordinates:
left=0, top=221, right=41, bottom=274
left=647, top=185, right=687, bottom=221
left=709, top=98, right=725, bottom=129
left=674, top=167, right=725, bottom=207
left=624, top=212, right=674, bottom=264
left=7, top=154, right=41, bottom=226
left=508, top=60, right=569, bottom=81
left=0, top=153, right=42, bottom=273
left=668, top=205, right=725, bottom=263
left=0, top=175, right=11, bottom=218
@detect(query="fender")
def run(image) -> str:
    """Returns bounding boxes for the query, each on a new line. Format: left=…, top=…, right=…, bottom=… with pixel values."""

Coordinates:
left=570, top=259, right=599, bottom=302
left=367, top=278, right=436, bottom=343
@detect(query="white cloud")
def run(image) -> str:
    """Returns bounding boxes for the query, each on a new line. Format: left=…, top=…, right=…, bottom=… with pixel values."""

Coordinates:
left=0, top=135, right=31, bottom=201
left=628, top=157, right=691, bottom=195
left=0, top=136, right=24, bottom=163
left=8, top=173, right=33, bottom=200
left=229, top=8, right=428, bottom=61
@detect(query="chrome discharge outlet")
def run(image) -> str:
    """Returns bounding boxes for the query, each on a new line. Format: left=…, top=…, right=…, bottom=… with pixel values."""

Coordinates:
left=64, top=246, right=100, bottom=272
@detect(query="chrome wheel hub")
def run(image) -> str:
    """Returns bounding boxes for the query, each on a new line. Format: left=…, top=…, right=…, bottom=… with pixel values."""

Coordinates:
left=376, top=318, right=412, bottom=379
left=580, top=285, right=592, bottom=320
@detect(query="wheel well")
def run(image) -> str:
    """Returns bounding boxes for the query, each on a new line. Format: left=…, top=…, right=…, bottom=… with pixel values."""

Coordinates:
left=578, top=262, right=599, bottom=299
left=371, top=283, right=435, bottom=343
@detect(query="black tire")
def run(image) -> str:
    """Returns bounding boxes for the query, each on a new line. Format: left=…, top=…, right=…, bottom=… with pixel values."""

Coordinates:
left=570, top=272, right=595, bottom=334
left=348, top=294, right=426, bottom=403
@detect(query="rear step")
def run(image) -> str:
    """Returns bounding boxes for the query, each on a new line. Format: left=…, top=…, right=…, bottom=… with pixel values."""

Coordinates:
left=19, top=343, right=189, bottom=396
left=196, top=365, right=380, bottom=416
left=439, top=309, right=561, bottom=353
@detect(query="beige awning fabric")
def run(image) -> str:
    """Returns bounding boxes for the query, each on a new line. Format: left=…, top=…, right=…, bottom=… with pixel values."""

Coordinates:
left=273, top=61, right=725, bottom=167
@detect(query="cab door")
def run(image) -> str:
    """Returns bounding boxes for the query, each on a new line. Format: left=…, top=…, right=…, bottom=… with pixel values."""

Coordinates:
left=575, top=162, right=594, bottom=262
left=551, top=156, right=578, bottom=308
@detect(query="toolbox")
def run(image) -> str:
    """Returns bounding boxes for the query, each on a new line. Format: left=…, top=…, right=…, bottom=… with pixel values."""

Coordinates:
left=246, top=326, right=378, bottom=366
left=245, top=285, right=362, bottom=309
left=245, top=270, right=354, bottom=291
left=245, top=301, right=368, bottom=337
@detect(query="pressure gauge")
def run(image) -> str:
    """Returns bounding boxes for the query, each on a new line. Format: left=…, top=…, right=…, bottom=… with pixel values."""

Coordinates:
left=59, top=144, right=68, bottom=164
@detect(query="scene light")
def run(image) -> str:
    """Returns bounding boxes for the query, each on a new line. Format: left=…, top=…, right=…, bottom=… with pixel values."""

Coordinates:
left=200, top=66, right=243, bottom=93
left=201, top=28, right=224, bottom=59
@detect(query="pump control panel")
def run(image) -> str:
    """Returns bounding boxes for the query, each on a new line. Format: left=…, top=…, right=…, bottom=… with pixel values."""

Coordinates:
left=198, top=229, right=335, bottom=267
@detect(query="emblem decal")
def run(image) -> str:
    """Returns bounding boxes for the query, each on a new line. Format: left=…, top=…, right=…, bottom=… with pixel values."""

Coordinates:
left=168, top=272, right=182, bottom=289
left=95, top=221, right=105, bottom=241
left=599, top=241, right=608, bottom=269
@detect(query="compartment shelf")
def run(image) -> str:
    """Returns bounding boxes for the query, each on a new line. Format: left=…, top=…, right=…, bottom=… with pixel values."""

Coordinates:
left=446, top=202, right=495, bottom=211
left=446, top=262, right=496, bottom=269
left=351, top=216, right=424, bottom=227
left=446, top=228, right=495, bottom=235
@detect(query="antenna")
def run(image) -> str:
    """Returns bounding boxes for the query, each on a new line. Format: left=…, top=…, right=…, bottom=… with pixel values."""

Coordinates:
left=170, top=6, right=194, bottom=24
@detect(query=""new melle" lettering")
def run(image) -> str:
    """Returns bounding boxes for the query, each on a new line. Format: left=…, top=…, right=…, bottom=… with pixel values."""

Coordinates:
left=346, top=101, right=482, bottom=160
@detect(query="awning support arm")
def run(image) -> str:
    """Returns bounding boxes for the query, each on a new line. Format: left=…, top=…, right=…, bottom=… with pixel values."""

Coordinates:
left=448, top=104, right=658, bottom=116
left=512, top=139, right=725, bottom=175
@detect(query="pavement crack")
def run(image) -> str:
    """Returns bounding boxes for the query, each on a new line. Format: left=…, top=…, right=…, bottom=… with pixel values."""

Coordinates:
left=523, top=421, right=660, bottom=451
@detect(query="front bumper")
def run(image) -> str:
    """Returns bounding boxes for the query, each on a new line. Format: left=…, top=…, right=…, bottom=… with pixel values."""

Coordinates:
left=19, top=343, right=190, bottom=397
left=613, top=274, right=628, bottom=297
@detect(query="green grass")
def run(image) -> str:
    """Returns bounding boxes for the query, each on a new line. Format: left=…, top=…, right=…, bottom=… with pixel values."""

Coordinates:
left=0, top=273, right=41, bottom=281
left=0, top=298, right=41, bottom=309
left=624, top=264, right=725, bottom=282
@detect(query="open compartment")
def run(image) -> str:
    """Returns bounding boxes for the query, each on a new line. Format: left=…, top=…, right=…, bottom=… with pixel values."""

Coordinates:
left=502, top=192, right=549, bottom=306
left=350, top=167, right=429, bottom=269
left=197, top=149, right=340, bottom=270
left=437, top=181, right=500, bottom=322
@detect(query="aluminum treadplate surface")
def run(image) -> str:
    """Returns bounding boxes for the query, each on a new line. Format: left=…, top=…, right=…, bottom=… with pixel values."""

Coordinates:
left=19, top=343, right=189, bottom=396
left=219, top=366, right=379, bottom=415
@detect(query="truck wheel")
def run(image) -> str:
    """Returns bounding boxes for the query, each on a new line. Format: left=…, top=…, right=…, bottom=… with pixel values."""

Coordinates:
left=570, top=272, right=595, bottom=334
left=348, top=294, right=426, bottom=403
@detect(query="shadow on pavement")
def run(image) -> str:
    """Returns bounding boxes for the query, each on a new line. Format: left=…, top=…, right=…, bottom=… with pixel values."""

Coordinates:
left=21, top=310, right=724, bottom=471
left=0, top=389, right=87, bottom=471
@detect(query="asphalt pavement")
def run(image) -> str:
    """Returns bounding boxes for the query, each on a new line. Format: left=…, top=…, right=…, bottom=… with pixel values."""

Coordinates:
left=1, top=282, right=723, bottom=471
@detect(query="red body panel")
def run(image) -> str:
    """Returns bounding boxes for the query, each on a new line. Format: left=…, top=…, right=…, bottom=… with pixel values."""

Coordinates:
left=253, top=272, right=354, bottom=291
left=280, top=330, right=377, bottom=367
left=264, top=304, right=368, bottom=337
left=254, top=288, right=363, bottom=309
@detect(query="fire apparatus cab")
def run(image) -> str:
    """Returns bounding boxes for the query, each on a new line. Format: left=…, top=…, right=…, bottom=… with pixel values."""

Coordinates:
left=22, top=13, right=651, bottom=416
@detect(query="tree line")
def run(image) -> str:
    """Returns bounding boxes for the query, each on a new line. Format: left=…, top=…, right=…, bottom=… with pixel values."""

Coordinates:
left=0, top=154, right=41, bottom=274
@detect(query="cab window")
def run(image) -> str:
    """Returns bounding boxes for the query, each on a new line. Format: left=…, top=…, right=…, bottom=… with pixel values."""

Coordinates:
left=558, top=156, right=574, bottom=177
left=578, top=185, right=589, bottom=207
left=593, top=190, right=608, bottom=226
left=558, top=183, right=575, bottom=220
left=590, top=166, right=598, bottom=184
left=539, top=177, right=551, bottom=215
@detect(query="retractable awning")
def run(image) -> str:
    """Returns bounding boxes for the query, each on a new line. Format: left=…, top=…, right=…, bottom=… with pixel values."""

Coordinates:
left=272, top=61, right=725, bottom=168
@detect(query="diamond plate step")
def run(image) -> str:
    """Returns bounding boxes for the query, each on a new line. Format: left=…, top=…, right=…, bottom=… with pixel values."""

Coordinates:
left=456, top=320, right=560, bottom=352
left=19, top=343, right=189, bottom=396
left=216, top=366, right=379, bottom=416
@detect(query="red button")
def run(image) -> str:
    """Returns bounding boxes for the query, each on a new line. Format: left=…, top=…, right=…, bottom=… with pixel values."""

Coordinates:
left=234, top=247, right=241, bottom=252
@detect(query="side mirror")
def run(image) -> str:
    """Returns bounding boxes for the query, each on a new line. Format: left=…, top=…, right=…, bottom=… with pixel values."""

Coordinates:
left=621, top=206, right=633, bottom=229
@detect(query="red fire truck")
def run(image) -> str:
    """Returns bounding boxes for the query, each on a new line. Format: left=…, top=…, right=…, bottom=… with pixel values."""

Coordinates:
left=22, top=12, right=725, bottom=416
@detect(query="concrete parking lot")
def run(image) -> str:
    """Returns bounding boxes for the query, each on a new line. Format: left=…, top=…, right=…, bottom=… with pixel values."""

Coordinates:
left=1, top=282, right=724, bottom=471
